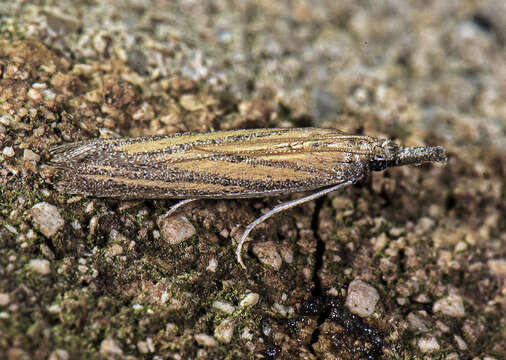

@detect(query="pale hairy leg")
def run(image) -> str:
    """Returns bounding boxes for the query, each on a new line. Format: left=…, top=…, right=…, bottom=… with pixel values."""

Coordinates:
left=236, top=181, right=353, bottom=269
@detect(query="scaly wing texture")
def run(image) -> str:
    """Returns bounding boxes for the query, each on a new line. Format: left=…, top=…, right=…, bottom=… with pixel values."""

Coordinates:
left=49, top=128, right=374, bottom=199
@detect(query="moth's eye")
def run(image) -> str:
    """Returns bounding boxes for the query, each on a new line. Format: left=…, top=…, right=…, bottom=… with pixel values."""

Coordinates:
left=370, top=160, right=387, bottom=171
left=374, top=155, right=385, bottom=161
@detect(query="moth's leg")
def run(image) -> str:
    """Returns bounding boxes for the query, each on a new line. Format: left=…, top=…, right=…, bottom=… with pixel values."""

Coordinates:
left=236, top=181, right=353, bottom=269
left=167, top=198, right=197, bottom=216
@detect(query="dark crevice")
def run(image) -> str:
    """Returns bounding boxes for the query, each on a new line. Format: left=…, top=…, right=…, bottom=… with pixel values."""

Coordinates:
left=311, top=196, right=326, bottom=297
left=471, top=13, right=494, bottom=33
left=398, top=248, right=406, bottom=274
left=308, top=196, right=326, bottom=354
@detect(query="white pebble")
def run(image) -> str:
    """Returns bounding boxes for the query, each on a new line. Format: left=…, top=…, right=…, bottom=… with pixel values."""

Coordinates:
left=454, top=334, right=468, bottom=350
left=433, top=294, right=465, bottom=317
left=100, top=337, right=123, bottom=356
left=417, top=335, right=440, bottom=353
left=241, top=327, right=253, bottom=341
left=27, top=259, right=51, bottom=275
left=137, top=337, right=154, bottom=354
left=239, top=293, right=259, bottom=307
left=0, top=293, right=10, bottom=306
left=48, top=349, right=69, bottom=360
left=28, top=88, right=42, bottom=102
left=23, top=149, right=40, bottom=162
left=488, top=259, right=506, bottom=277
left=30, top=202, right=65, bottom=238
left=212, top=300, right=235, bottom=314
left=2, top=146, right=15, bottom=157
left=407, top=312, right=428, bottom=333
left=206, top=258, right=218, bottom=272
left=157, top=215, right=196, bottom=245
left=345, top=279, right=380, bottom=317
left=194, top=333, right=217, bottom=347
left=252, top=241, right=282, bottom=270
left=214, top=317, right=235, bottom=343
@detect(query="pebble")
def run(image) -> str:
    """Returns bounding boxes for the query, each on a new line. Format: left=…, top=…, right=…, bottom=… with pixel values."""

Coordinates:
left=345, top=279, right=380, bottom=317
left=206, top=258, right=218, bottom=272
left=0, top=115, right=12, bottom=126
left=214, top=317, right=235, bottom=343
left=30, top=202, right=65, bottom=238
left=239, top=293, right=259, bottom=307
left=48, top=349, right=69, bottom=360
left=252, top=241, right=282, bottom=270
left=194, top=333, right=218, bottom=347
left=180, top=94, right=203, bottom=111
left=407, top=312, right=428, bottom=332
left=454, top=334, right=468, bottom=350
left=105, top=243, right=123, bottom=257
left=137, top=337, right=154, bottom=353
left=212, top=300, right=235, bottom=314
left=27, top=259, right=51, bottom=275
left=23, top=149, right=40, bottom=162
left=488, top=259, right=506, bottom=277
left=100, top=337, right=123, bottom=356
left=0, top=293, right=10, bottom=306
left=433, top=293, right=465, bottom=317
left=157, top=215, right=196, bottom=245
left=2, top=146, right=15, bottom=157
left=241, top=327, right=253, bottom=341
left=417, top=335, right=440, bottom=353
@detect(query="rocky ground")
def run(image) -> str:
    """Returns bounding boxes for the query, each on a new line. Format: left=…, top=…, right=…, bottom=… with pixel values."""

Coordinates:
left=0, top=1, right=505, bottom=359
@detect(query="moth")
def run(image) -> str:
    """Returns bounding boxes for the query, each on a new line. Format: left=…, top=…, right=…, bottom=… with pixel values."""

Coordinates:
left=48, top=127, right=447, bottom=268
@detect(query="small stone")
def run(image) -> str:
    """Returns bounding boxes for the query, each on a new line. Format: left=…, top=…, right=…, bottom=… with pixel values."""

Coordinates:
left=433, top=293, right=465, bottom=317
left=272, top=303, right=293, bottom=317
left=388, top=227, right=405, bottom=237
left=241, top=327, right=253, bottom=341
left=373, top=232, right=388, bottom=252
left=132, top=102, right=155, bottom=121
left=345, top=279, right=380, bottom=317
left=27, top=259, right=51, bottom=275
left=72, top=64, right=93, bottom=76
left=30, top=202, right=65, bottom=238
left=454, top=335, right=468, bottom=350
left=212, top=300, right=235, bottom=314
left=49, top=349, right=69, bottom=360
left=417, top=335, right=440, bottom=353
left=445, top=353, right=460, bottom=360
left=407, top=312, right=428, bottom=332
left=157, top=215, right=196, bottom=245
left=137, top=337, right=154, bottom=354
left=23, top=149, right=40, bottom=162
left=413, top=293, right=431, bottom=303
left=2, top=146, right=15, bottom=157
left=100, top=337, right=123, bottom=356
left=252, top=241, right=282, bottom=270
left=239, top=293, right=259, bottom=307
left=206, top=258, right=218, bottom=272
left=194, top=333, right=218, bottom=347
left=214, top=317, right=235, bottom=343
left=106, top=243, right=123, bottom=257
left=416, top=217, right=435, bottom=234
left=0, top=293, right=10, bottom=306
left=454, top=241, right=467, bottom=252
left=28, top=88, right=43, bottom=102
left=180, top=94, right=203, bottom=111
left=488, top=259, right=506, bottom=277
left=0, top=114, right=12, bottom=126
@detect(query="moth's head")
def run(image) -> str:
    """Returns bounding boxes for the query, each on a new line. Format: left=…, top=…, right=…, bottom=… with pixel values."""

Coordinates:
left=368, top=139, right=398, bottom=171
